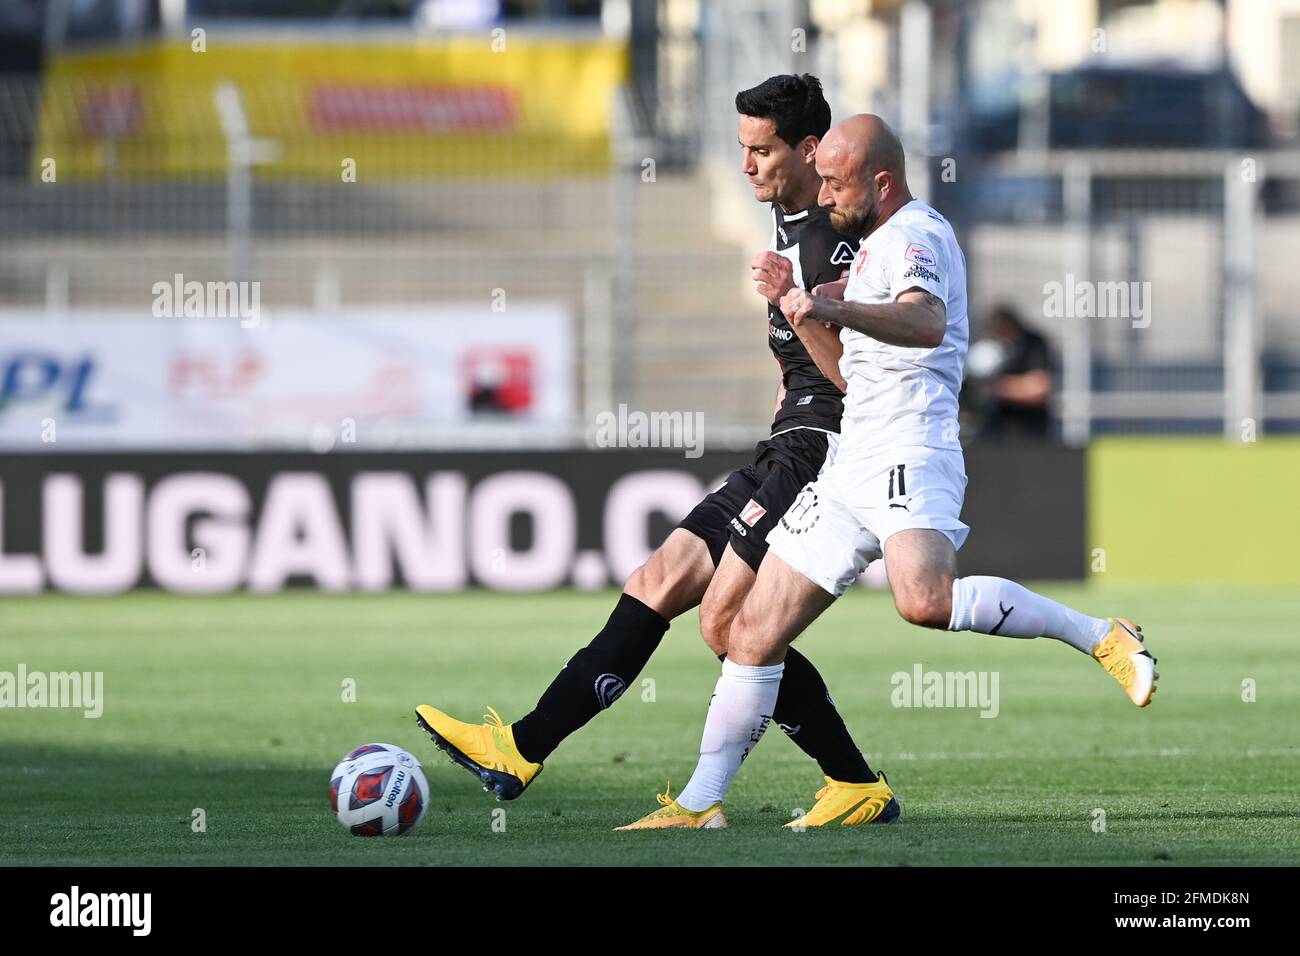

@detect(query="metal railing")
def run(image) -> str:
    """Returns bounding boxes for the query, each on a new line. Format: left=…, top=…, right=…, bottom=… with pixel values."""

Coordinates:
left=3, top=66, right=1299, bottom=445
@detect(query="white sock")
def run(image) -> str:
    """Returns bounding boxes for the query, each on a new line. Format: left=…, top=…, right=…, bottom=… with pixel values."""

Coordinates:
left=676, top=659, right=784, bottom=812
left=949, top=576, right=1110, bottom=654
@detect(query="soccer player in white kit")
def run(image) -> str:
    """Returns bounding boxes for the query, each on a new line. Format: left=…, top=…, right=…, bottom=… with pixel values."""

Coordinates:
left=617, top=114, right=1159, bottom=832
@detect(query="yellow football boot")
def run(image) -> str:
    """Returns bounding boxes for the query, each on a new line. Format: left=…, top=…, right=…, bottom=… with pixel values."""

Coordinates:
left=1092, top=618, right=1159, bottom=707
left=785, top=772, right=901, bottom=828
left=414, top=704, right=542, bottom=800
left=613, top=784, right=727, bottom=831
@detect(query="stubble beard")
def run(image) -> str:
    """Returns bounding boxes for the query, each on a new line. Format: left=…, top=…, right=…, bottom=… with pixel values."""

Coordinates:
left=831, top=195, right=879, bottom=239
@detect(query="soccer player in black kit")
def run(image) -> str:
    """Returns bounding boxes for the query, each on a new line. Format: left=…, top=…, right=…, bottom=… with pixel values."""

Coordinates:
left=416, top=75, right=891, bottom=828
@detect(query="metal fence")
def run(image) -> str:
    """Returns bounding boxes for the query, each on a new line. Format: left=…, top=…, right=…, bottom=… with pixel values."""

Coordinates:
left=3, top=50, right=1299, bottom=446
left=0, top=72, right=786, bottom=448
left=967, top=148, right=1300, bottom=440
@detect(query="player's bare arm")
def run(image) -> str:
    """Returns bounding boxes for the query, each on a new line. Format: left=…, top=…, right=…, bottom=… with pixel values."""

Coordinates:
left=787, top=297, right=846, bottom=391
left=814, top=276, right=848, bottom=300
left=780, top=285, right=946, bottom=349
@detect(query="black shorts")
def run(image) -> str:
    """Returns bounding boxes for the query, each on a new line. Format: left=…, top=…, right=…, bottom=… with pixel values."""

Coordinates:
left=677, top=426, right=835, bottom=574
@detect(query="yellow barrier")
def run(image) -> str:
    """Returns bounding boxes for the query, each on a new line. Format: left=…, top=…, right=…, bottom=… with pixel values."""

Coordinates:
left=1088, top=437, right=1300, bottom=586
left=35, top=36, right=627, bottom=179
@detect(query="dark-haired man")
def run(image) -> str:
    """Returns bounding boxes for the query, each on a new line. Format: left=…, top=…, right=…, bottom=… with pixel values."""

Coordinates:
left=416, top=75, right=888, bottom=828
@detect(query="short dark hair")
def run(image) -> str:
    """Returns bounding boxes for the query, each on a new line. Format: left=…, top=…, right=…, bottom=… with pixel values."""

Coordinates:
left=735, top=74, right=831, bottom=148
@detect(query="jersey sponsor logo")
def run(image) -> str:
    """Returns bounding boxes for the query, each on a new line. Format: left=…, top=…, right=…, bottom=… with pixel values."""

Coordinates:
left=797, top=395, right=813, bottom=405
left=853, top=248, right=870, bottom=276
left=729, top=517, right=748, bottom=537
left=739, top=498, right=767, bottom=527
left=768, top=323, right=794, bottom=342
left=904, top=243, right=936, bottom=268
left=902, top=263, right=940, bottom=284
left=830, top=241, right=856, bottom=265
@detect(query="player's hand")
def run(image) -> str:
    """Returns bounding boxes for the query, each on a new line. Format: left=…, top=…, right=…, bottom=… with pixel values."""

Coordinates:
left=751, top=251, right=796, bottom=306
left=780, top=288, right=817, bottom=328
left=813, top=277, right=848, bottom=301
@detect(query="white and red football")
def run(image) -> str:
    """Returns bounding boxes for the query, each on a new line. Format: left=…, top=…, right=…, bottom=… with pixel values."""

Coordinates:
left=329, top=743, right=429, bottom=836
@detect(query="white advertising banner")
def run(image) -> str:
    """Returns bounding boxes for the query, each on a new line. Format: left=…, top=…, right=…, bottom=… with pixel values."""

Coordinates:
left=0, top=305, right=573, bottom=449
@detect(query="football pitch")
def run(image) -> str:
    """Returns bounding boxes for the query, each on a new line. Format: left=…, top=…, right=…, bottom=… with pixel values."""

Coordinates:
left=2, top=586, right=1297, bottom=867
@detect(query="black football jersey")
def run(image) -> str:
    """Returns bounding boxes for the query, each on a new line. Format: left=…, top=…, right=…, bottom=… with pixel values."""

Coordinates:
left=766, top=201, right=857, bottom=434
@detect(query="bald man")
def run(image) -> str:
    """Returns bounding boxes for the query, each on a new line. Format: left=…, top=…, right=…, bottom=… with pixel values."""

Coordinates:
left=618, top=115, right=1159, bottom=832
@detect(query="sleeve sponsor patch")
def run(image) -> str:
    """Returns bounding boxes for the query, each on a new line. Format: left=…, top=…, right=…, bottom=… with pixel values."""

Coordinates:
left=904, top=242, right=936, bottom=268
left=902, top=263, right=941, bottom=284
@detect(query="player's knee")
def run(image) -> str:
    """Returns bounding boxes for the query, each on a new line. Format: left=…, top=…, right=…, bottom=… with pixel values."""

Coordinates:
left=894, top=587, right=952, bottom=629
left=625, top=560, right=672, bottom=609
left=625, top=550, right=698, bottom=618
left=698, top=604, right=733, bottom=657
left=726, top=604, right=771, bottom=664
left=623, top=562, right=653, bottom=603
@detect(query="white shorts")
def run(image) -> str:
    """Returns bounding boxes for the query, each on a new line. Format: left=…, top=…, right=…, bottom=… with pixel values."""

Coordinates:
left=765, top=445, right=970, bottom=598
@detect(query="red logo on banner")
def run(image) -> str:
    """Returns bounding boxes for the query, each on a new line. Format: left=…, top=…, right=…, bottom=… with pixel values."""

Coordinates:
left=79, top=87, right=143, bottom=139
left=309, top=84, right=517, bottom=132
left=460, top=348, right=534, bottom=414
left=169, top=350, right=264, bottom=398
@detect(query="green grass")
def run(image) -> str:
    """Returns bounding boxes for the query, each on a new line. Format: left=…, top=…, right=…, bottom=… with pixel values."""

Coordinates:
left=1, top=587, right=1297, bottom=866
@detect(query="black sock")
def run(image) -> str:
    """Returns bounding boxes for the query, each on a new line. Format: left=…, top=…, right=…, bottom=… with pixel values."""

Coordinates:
left=511, top=592, right=670, bottom=764
left=772, top=647, right=876, bottom=783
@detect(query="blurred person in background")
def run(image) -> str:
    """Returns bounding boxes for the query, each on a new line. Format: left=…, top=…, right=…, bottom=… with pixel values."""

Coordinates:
left=963, top=304, right=1054, bottom=442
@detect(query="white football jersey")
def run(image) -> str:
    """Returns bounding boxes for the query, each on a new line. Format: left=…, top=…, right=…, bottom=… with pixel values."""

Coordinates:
left=836, top=198, right=968, bottom=460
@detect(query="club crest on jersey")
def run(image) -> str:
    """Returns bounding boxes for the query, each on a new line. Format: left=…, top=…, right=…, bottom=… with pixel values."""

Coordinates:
left=830, top=241, right=856, bottom=265
left=905, top=243, right=936, bottom=268
left=739, top=499, right=767, bottom=527
left=853, top=248, right=870, bottom=276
